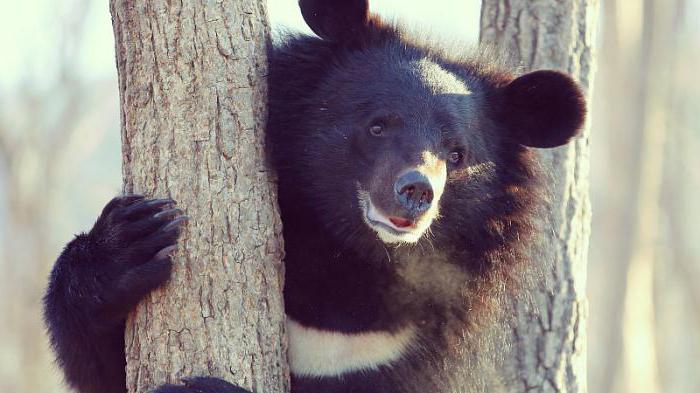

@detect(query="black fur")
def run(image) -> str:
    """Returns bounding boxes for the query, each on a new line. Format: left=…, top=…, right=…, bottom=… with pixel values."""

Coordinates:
left=494, top=70, right=586, bottom=148
left=44, top=1, right=586, bottom=392
left=299, top=0, right=370, bottom=43
left=153, top=377, right=250, bottom=393
left=43, top=196, right=184, bottom=393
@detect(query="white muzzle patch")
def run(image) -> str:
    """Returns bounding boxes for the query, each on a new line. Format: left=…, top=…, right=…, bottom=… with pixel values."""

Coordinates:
left=358, top=152, right=446, bottom=244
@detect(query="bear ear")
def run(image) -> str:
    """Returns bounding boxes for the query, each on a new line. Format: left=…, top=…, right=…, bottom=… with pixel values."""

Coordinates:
left=494, top=70, right=586, bottom=148
left=299, top=0, right=371, bottom=43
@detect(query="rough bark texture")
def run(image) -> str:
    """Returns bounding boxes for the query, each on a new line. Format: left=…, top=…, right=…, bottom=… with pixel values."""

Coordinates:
left=110, top=1, right=289, bottom=392
left=479, top=1, right=598, bottom=391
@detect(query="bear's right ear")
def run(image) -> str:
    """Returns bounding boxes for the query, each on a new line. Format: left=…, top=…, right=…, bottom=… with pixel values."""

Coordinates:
left=299, top=0, right=371, bottom=43
left=492, top=70, right=586, bottom=149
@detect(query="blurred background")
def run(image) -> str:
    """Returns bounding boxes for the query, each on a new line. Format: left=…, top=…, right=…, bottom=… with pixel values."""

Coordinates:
left=0, top=0, right=697, bottom=392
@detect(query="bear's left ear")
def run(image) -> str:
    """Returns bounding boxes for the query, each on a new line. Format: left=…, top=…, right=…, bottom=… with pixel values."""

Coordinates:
left=299, top=0, right=371, bottom=43
left=493, top=70, right=586, bottom=148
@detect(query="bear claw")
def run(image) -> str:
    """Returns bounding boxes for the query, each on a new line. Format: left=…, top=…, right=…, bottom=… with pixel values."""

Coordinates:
left=162, top=216, right=189, bottom=232
left=154, top=208, right=184, bottom=219
left=154, top=245, right=178, bottom=260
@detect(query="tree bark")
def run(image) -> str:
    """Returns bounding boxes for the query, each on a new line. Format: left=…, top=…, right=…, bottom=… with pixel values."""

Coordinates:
left=479, top=1, right=598, bottom=391
left=110, top=1, right=289, bottom=392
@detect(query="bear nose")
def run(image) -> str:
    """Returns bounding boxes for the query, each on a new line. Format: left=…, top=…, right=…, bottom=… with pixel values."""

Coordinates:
left=394, top=171, right=434, bottom=214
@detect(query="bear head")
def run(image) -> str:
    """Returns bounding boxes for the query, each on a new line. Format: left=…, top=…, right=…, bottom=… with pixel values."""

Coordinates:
left=269, top=0, right=586, bottom=250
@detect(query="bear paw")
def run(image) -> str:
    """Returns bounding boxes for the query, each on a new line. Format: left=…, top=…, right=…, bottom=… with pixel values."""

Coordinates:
left=64, top=195, right=189, bottom=326
left=152, top=377, right=252, bottom=393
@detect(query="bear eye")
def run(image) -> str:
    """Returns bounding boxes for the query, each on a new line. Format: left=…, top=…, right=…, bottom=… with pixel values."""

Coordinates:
left=449, top=150, right=464, bottom=165
left=368, top=123, right=384, bottom=136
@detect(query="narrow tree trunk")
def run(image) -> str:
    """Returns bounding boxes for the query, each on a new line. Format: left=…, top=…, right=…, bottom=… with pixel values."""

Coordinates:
left=479, top=1, right=598, bottom=391
left=110, top=1, right=289, bottom=392
left=620, top=0, right=679, bottom=391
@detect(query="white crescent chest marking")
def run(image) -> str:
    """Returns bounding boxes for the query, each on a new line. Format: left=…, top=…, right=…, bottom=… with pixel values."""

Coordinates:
left=287, top=317, right=417, bottom=377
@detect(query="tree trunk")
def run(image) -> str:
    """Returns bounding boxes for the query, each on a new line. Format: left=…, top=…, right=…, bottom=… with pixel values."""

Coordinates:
left=109, top=1, right=289, bottom=392
left=620, top=0, right=680, bottom=391
left=479, top=1, right=598, bottom=391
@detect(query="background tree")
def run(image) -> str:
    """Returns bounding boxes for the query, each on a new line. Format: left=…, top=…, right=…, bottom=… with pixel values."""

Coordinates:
left=479, top=1, right=598, bottom=391
left=0, top=1, right=109, bottom=391
left=109, top=1, right=288, bottom=392
left=619, top=0, right=680, bottom=391
left=587, top=0, right=691, bottom=392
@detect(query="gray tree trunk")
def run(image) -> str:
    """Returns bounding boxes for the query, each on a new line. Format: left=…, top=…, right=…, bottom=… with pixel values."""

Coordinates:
left=479, top=1, right=598, bottom=391
left=110, top=1, right=289, bottom=392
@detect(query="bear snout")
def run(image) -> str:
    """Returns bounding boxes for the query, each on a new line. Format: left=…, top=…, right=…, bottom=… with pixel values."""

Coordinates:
left=394, top=170, right=434, bottom=215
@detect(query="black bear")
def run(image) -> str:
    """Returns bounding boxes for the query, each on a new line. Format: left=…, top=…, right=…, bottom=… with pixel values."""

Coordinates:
left=43, top=0, right=586, bottom=392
